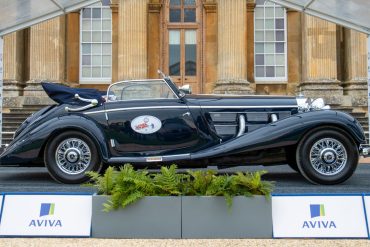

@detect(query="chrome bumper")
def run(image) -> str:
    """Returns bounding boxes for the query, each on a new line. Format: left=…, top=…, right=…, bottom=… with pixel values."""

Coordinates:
left=360, top=144, right=370, bottom=157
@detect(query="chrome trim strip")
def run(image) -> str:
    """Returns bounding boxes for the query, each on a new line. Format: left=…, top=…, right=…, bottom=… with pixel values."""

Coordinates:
left=196, top=105, right=297, bottom=109
left=84, top=105, right=297, bottom=115
left=209, top=110, right=293, bottom=114
left=84, top=105, right=189, bottom=115
left=108, top=153, right=191, bottom=163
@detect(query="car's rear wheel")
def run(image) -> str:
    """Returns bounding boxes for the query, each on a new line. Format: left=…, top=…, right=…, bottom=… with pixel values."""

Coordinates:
left=296, top=129, right=358, bottom=185
left=44, top=130, right=102, bottom=184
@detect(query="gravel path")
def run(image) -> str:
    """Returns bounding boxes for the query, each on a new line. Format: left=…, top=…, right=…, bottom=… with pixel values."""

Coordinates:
left=0, top=239, right=369, bottom=247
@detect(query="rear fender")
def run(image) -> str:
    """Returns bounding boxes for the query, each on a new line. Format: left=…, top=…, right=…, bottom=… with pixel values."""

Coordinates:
left=0, top=115, right=109, bottom=165
left=191, top=110, right=365, bottom=160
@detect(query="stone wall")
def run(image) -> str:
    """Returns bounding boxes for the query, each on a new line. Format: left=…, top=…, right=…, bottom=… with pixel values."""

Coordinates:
left=1, top=1, right=368, bottom=112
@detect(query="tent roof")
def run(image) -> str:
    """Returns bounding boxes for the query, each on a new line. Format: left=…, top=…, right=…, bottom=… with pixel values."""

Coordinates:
left=0, top=0, right=101, bottom=36
left=269, top=0, right=370, bottom=34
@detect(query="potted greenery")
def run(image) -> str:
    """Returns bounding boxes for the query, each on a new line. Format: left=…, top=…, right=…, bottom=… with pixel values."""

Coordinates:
left=86, top=164, right=273, bottom=238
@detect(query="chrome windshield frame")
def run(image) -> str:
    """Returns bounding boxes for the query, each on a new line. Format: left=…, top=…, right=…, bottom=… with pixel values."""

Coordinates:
left=105, top=79, right=179, bottom=103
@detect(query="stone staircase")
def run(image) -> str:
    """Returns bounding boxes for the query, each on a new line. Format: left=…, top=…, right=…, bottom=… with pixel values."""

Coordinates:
left=1, top=105, right=369, bottom=146
left=1, top=104, right=50, bottom=145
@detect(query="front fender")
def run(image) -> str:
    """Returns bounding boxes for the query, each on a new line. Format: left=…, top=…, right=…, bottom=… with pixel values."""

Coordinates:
left=191, top=110, right=365, bottom=160
left=0, top=115, right=110, bottom=166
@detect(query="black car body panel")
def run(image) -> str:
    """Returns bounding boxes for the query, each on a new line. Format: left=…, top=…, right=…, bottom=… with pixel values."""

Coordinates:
left=0, top=80, right=366, bottom=171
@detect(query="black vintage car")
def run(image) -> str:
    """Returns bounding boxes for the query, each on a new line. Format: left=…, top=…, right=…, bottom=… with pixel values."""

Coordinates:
left=1, top=75, right=369, bottom=184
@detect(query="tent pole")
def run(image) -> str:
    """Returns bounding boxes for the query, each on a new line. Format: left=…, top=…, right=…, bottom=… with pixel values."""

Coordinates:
left=0, top=36, right=3, bottom=147
left=368, top=35, right=370, bottom=143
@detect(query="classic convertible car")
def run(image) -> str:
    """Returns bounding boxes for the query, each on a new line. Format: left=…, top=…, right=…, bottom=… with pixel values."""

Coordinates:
left=1, top=74, right=369, bottom=185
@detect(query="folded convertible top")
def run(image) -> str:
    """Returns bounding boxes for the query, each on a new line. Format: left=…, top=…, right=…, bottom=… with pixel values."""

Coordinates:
left=41, top=82, right=105, bottom=105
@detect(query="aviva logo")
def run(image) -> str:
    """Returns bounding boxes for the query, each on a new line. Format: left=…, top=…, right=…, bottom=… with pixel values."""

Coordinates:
left=302, top=204, right=336, bottom=229
left=310, top=204, right=325, bottom=218
left=40, top=203, right=55, bottom=217
left=28, top=203, right=62, bottom=227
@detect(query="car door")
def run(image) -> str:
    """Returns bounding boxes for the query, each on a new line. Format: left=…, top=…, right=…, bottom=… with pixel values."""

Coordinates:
left=104, top=80, right=201, bottom=157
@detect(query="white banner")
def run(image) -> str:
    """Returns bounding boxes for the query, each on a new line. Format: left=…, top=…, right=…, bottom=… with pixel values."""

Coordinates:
left=363, top=195, right=370, bottom=237
left=272, top=195, right=368, bottom=238
left=0, top=194, right=3, bottom=220
left=0, top=194, right=92, bottom=237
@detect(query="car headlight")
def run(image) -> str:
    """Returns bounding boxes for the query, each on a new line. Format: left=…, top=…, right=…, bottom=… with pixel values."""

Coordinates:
left=311, top=98, right=330, bottom=110
left=296, top=96, right=309, bottom=112
left=296, top=97, right=330, bottom=112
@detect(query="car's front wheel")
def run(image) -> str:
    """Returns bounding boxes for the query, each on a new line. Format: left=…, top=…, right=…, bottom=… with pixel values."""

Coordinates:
left=296, top=128, right=359, bottom=185
left=44, top=130, right=102, bottom=184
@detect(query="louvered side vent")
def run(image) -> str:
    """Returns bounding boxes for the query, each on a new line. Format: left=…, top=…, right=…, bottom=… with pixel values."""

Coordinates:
left=210, top=113, right=238, bottom=138
left=245, top=111, right=292, bottom=133
left=278, top=111, right=291, bottom=120
left=246, top=112, right=269, bottom=122
left=210, top=113, right=237, bottom=122
left=214, top=125, right=238, bottom=136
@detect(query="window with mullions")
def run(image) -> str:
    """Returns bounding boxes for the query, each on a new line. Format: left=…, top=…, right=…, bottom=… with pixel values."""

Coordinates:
left=254, top=0, right=287, bottom=81
left=170, top=0, right=196, bottom=23
left=80, top=1, right=112, bottom=83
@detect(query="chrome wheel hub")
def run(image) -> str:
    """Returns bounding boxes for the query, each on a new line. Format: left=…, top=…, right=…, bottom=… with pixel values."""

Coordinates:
left=309, top=138, right=347, bottom=176
left=55, top=138, right=91, bottom=175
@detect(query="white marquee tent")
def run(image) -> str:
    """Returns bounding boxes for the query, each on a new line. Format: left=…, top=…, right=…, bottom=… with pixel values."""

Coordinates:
left=0, top=0, right=101, bottom=145
left=0, top=0, right=370, bottom=145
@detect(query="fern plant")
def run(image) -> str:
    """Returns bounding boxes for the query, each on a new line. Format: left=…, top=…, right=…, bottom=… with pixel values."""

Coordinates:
left=85, top=164, right=274, bottom=211
left=152, top=165, right=185, bottom=196
left=85, top=166, right=117, bottom=195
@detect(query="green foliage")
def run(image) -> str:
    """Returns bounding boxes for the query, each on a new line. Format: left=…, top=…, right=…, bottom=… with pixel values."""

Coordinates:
left=152, top=165, right=185, bottom=196
left=85, top=166, right=117, bottom=195
left=85, top=165, right=274, bottom=211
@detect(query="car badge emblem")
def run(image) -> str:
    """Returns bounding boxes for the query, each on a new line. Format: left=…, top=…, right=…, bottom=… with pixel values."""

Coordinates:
left=131, top=115, right=162, bottom=134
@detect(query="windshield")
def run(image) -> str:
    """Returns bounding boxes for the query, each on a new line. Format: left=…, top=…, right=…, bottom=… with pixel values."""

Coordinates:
left=106, top=80, right=178, bottom=102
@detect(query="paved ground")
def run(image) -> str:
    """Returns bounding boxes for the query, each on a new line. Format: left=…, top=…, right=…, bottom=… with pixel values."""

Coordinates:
left=1, top=164, right=370, bottom=194
left=0, top=239, right=370, bottom=247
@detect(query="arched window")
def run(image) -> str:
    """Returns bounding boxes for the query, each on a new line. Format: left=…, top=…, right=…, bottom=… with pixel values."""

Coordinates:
left=254, top=0, right=287, bottom=81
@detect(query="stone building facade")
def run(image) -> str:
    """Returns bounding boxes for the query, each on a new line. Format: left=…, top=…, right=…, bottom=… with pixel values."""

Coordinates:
left=2, top=0, right=368, bottom=112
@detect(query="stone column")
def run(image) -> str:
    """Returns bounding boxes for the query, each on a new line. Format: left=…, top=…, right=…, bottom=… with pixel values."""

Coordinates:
left=118, top=0, right=148, bottom=80
left=24, top=16, right=66, bottom=96
left=342, top=29, right=368, bottom=107
left=214, top=0, right=253, bottom=95
left=147, top=0, right=162, bottom=79
left=3, top=31, right=25, bottom=97
left=246, top=0, right=255, bottom=84
left=65, top=12, right=80, bottom=86
left=203, top=0, right=217, bottom=94
left=111, top=0, right=119, bottom=83
left=286, top=10, right=301, bottom=95
left=298, top=15, right=342, bottom=105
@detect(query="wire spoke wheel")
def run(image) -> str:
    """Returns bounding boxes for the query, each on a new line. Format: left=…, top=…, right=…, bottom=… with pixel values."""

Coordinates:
left=55, top=138, right=91, bottom=175
left=297, top=128, right=358, bottom=185
left=309, top=138, right=347, bottom=176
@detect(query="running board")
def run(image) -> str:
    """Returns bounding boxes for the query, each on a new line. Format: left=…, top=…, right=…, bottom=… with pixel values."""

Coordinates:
left=108, top=153, right=191, bottom=163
